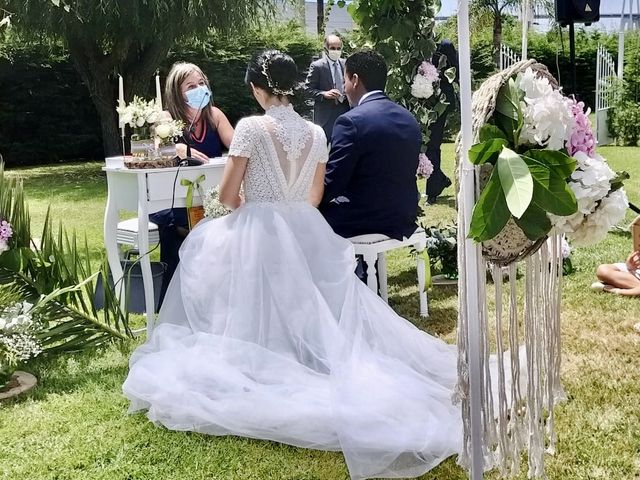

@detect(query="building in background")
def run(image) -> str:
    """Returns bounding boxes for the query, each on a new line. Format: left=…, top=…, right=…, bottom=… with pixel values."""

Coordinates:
left=278, top=1, right=355, bottom=35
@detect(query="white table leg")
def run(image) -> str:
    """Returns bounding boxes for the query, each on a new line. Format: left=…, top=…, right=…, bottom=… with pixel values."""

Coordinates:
left=137, top=174, right=156, bottom=334
left=104, top=172, right=125, bottom=312
left=377, top=252, right=388, bottom=302
left=416, top=240, right=429, bottom=317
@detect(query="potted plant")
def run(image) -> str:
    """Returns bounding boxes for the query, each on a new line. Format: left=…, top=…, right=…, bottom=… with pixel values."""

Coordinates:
left=425, top=224, right=458, bottom=284
left=0, top=295, right=41, bottom=397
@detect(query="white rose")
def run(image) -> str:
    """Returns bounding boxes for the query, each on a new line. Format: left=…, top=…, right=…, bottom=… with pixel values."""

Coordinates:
left=136, top=116, right=146, bottom=128
left=155, top=124, right=172, bottom=139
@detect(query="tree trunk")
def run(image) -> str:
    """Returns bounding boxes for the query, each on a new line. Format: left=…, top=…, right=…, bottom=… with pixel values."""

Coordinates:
left=493, top=13, right=503, bottom=67
left=317, top=0, right=324, bottom=36
left=66, top=36, right=121, bottom=157
left=66, top=33, right=173, bottom=157
left=297, top=0, right=306, bottom=30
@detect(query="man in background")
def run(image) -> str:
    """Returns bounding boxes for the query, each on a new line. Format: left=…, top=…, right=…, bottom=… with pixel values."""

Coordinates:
left=305, top=34, right=350, bottom=142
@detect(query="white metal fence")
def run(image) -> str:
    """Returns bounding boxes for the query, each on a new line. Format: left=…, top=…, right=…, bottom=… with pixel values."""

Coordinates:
left=595, top=44, right=617, bottom=146
left=499, top=44, right=521, bottom=71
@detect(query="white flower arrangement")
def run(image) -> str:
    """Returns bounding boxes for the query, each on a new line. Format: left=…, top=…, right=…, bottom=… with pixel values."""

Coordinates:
left=516, top=69, right=574, bottom=150
left=154, top=119, right=185, bottom=141
left=203, top=186, right=231, bottom=219
left=468, top=66, right=628, bottom=248
left=411, top=74, right=435, bottom=99
left=116, top=96, right=161, bottom=130
left=549, top=151, right=628, bottom=246
left=0, top=301, right=41, bottom=382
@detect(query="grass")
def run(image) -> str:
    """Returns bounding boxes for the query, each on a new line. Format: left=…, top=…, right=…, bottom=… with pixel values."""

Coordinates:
left=2, top=145, right=640, bottom=480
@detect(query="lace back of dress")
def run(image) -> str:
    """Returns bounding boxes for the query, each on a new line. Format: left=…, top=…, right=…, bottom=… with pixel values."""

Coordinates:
left=263, top=117, right=313, bottom=189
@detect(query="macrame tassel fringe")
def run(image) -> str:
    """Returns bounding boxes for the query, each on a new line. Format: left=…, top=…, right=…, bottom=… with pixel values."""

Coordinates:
left=455, top=235, right=564, bottom=478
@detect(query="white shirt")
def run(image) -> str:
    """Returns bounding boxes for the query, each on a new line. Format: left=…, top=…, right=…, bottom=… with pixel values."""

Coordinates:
left=358, top=90, right=384, bottom=106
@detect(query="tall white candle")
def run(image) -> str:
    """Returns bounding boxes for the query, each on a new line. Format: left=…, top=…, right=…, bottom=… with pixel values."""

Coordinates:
left=155, top=73, right=163, bottom=110
left=118, top=74, right=125, bottom=136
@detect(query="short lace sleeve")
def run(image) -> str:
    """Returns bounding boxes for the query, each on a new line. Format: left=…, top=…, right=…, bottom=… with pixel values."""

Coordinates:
left=228, top=117, right=255, bottom=159
left=315, top=125, right=328, bottom=164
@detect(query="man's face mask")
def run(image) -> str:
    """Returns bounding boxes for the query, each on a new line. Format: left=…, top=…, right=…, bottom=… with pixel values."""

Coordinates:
left=327, top=48, right=342, bottom=62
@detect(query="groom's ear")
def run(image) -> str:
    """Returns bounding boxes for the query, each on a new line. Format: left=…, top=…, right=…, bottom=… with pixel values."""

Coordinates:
left=351, top=73, right=359, bottom=89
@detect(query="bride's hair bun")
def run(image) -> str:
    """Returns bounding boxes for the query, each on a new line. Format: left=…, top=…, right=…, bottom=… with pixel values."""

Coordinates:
left=245, top=49, right=298, bottom=97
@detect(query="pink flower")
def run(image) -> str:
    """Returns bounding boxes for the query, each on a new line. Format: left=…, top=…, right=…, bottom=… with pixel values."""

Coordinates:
left=418, top=61, right=439, bottom=83
left=0, top=220, right=12, bottom=242
left=567, top=98, right=596, bottom=157
left=417, top=153, right=434, bottom=178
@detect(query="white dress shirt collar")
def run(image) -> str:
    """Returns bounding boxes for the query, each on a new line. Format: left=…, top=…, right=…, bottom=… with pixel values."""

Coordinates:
left=358, top=90, right=384, bottom=106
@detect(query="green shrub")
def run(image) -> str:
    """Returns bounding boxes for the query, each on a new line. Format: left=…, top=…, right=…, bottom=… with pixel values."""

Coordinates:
left=609, top=101, right=640, bottom=146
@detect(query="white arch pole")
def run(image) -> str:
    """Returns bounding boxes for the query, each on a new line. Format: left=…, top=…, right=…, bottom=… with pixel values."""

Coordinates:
left=456, top=0, right=484, bottom=478
left=522, top=0, right=530, bottom=60
left=618, top=0, right=627, bottom=78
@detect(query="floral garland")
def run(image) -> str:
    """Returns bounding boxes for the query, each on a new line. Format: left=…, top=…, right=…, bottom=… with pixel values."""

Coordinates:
left=468, top=66, right=628, bottom=247
left=417, top=153, right=434, bottom=179
left=0, top=219, right=12, bottom=254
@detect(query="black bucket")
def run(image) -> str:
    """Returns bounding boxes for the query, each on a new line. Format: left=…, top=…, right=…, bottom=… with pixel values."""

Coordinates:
left=94, top=260, right=166, bottom=314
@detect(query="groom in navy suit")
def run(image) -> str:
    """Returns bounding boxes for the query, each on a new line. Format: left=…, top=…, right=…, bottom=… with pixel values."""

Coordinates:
left=319, top=49, right=421, bottom=242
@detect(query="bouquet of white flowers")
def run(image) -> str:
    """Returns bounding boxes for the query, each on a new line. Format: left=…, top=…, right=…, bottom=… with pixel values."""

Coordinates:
left=203, top=186, right=231, bottom=219
left=116, top=96, right=161, bottom=137
left=0, top=300, right=41, bottom=388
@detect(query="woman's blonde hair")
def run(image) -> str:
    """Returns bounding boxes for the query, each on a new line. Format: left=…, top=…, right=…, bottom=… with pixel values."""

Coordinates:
left=164, top=62, right=216, bottom=130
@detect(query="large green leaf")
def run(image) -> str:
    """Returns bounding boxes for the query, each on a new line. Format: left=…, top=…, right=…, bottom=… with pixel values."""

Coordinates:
left=524, top=150, right=577, bottom=179
left=469, top=169, right=511, bottom=242
left=495, top=78, right=521, bottom=121
left=494, top=111, right=519, bottom=146
left=468, top=139, right=508, bottom=165
left=497, top=148, right=533, bottom=219
left=514, top=203, right=553, bottom=241
left=524, top=160, right=578, bottom=216
left=494, top=78, right=523, bottom=144
left=479, top=124, right=509, bottom=142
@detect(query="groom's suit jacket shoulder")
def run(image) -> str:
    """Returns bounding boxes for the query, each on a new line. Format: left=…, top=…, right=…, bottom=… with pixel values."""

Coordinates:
left=320, top=92, right=421, bottom=240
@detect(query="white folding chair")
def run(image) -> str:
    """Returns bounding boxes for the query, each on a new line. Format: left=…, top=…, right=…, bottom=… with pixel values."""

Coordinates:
left=349, top=228, right=428, bottom=317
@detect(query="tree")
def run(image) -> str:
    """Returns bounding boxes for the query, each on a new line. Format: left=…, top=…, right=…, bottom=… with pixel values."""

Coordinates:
left=349, top=0, right=444, bottom=144
left=5, top=0, right=272, bottom=156
left=470, top=0, right=553, bottom=65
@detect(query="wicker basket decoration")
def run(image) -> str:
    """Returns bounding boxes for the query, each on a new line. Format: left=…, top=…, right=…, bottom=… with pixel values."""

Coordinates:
left=456, top=60, right=562, bottom=266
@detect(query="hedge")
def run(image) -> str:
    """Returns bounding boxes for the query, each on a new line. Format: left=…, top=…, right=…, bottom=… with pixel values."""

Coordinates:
left=0, top=24, right=319, bottom=166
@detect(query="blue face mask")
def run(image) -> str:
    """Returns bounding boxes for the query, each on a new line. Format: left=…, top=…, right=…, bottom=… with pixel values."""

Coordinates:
left=185, top=85, right=212, bottom=110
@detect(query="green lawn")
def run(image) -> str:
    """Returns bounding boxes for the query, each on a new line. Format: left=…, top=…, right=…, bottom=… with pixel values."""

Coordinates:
left=2, top=145, right=640, bottom=480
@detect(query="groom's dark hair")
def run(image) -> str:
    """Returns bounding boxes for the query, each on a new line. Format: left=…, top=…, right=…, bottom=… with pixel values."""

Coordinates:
left=345, top=50, right=387, bottom=92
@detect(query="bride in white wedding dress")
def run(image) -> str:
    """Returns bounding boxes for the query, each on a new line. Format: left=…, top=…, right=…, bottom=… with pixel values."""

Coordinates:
left=123, top=50, right=462, bottom=480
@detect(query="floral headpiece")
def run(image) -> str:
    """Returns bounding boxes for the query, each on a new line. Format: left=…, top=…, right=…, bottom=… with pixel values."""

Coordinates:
left=261, top=53, right=294, bottom=97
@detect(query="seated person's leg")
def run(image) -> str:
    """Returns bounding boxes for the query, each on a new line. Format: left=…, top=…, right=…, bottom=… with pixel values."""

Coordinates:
left=595, top=258, right=640, bottom=295
left=150, top=208, right=189, bottom=307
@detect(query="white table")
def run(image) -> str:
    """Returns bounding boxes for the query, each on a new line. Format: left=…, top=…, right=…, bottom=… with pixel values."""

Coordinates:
left=103, top=159, right=227, bottom=333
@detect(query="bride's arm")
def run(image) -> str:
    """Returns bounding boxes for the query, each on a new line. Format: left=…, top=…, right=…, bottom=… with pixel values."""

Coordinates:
left=219, top=155, right=248, bottom=210
left=309, top=163, right=326, bottom=207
